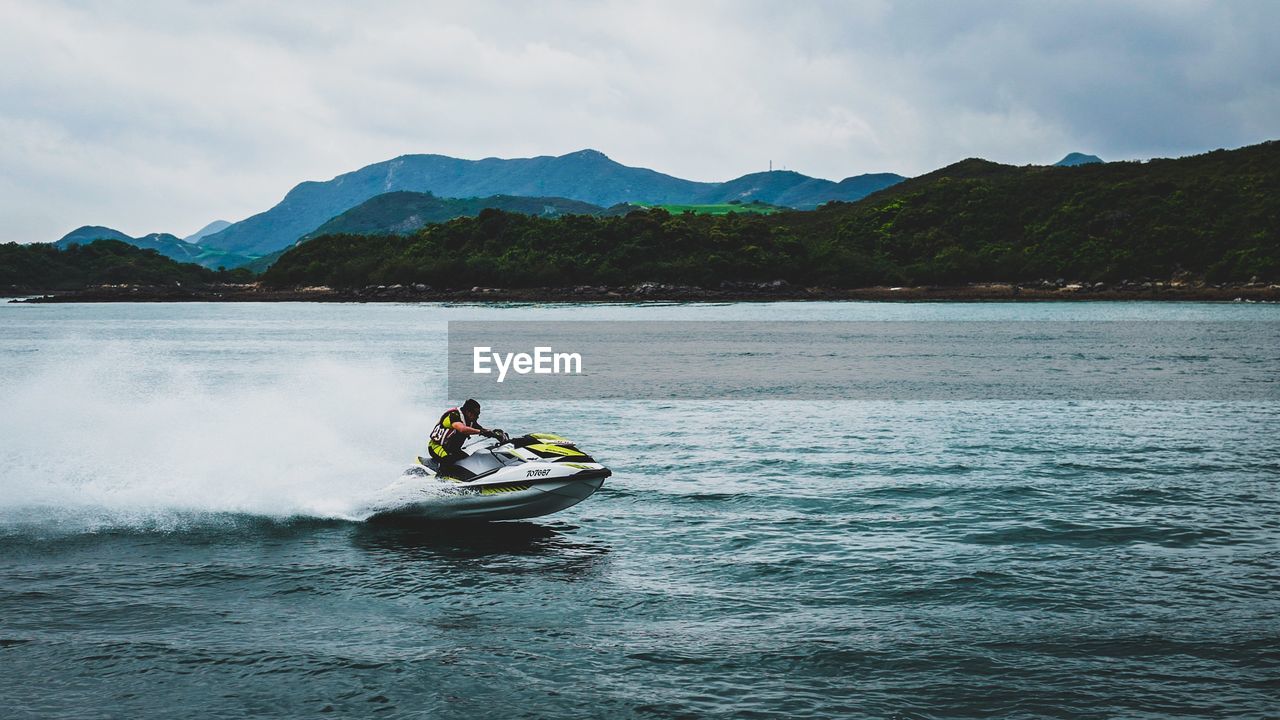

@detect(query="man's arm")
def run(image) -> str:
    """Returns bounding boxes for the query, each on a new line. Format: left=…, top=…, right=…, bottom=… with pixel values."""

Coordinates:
left=450, top=420, right=490, bottom=436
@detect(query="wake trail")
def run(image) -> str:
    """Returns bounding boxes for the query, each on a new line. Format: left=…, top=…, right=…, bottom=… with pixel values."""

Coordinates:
left=0, top=346, right=437, bottom=532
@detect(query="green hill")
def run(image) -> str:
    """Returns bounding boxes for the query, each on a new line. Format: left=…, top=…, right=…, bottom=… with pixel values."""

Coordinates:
left=262, top=140, right=1279, bottom=289
left=301, top=191, right=606, bottom=240
left=2, top=240, right=251, bottom=292
left=794, top=140, right=1279, bottom=283
left=55, top=226, right=134, bottom=246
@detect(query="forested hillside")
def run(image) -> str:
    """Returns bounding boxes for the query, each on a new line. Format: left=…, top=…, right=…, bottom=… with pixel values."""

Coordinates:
left=2, top=240, right=252, bottom=291
left=301, top=192, right=609, bottom=240
left=262, top=141, right=1278, bottom=289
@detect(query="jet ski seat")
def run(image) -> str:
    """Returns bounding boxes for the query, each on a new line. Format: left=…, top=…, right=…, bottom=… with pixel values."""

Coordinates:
left=416, top=455, right=476, bottom=481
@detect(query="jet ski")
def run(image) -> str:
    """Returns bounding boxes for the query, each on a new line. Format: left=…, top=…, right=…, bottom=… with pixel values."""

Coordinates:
left=367, top=432, right=611, bottom=522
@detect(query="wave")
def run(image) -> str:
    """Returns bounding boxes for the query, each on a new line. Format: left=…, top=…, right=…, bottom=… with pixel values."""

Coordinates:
left=959, top=521, right=1236, bottom=548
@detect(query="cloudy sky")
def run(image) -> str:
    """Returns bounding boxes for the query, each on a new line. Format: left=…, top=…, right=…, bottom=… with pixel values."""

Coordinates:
left=1, top=0, right=1276, bottom=243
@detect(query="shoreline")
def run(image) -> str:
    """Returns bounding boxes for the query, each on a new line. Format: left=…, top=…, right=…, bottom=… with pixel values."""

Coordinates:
left=6, top=281, right=1280, bottom=303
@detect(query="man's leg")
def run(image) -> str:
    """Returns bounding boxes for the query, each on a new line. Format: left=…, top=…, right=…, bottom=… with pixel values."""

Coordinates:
left=437, top=448, right=475, bottom=480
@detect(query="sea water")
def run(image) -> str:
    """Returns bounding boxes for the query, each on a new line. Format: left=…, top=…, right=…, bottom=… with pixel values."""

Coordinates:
left=1, top=301, right=1277, bottom=718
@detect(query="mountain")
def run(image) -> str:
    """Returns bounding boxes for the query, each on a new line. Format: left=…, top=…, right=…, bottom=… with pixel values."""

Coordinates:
left=1055, top=152, right=1103, bottom=166
left=301, top=191, right=606, bottom=240
left=55, top=226, right=132, bottom=246
left=184, top=220, right=232, bottom=243
left=53, top=226, right=254, bottom=270
left=262, top=140, right=1279, bottom=289
left=694, top=170, right=904, bottom=208
left=55, top=227, right=191, bottom=256
left=198, top=149, right=904, bottom=256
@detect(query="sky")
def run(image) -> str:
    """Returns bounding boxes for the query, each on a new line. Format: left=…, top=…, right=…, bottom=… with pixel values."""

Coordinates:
left=1, top=0, right=1277, bottom=243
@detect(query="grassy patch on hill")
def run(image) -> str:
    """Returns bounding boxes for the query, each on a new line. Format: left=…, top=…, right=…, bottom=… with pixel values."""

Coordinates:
left=632, top=201, right=782, bottom=215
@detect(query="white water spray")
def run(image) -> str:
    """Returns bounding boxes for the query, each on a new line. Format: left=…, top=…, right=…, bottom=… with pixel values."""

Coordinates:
left=0, top=345, right=436, bottom=529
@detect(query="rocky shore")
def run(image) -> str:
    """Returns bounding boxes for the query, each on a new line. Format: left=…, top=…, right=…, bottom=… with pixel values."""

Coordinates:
left=7, top=278, right=1280, bottom=303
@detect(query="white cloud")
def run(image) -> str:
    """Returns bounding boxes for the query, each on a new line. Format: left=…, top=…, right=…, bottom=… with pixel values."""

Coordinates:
left=0, top=0, right=1276, bottom=242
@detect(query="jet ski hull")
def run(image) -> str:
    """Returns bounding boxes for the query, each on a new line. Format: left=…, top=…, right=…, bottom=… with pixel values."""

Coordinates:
left=367, top=432, right=610, bottom=523
left=370, top=471, right=608, bottom=522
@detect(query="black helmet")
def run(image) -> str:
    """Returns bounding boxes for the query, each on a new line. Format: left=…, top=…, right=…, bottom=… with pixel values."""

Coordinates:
left=462, top=398, right=481, bottom=413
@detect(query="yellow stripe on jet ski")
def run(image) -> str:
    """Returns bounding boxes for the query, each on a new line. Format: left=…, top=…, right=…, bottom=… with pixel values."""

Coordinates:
left=479, top=484, right=531, bottom=495
left=527, top=443, right=585, bottom=457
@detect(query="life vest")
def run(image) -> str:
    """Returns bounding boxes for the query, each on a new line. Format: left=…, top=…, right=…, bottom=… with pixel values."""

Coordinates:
left=428, top=407, right=465, bottom=457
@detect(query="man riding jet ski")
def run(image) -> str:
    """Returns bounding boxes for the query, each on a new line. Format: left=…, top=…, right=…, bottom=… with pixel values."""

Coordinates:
left=364, top=400, right=611, bottom=522
left=425, top=398, right=495, bottom=478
